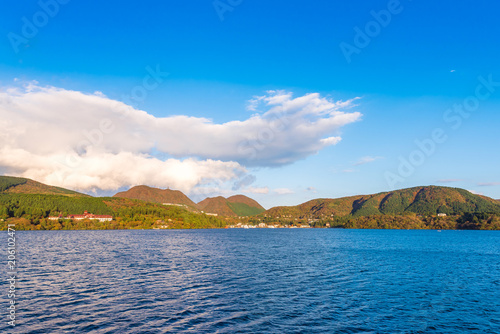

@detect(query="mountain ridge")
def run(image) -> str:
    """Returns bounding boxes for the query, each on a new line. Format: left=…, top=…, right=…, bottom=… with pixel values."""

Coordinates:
left=2, top=176, right=499, bottom=221
left=1, top=176, right=500, bottom=230
left=113, top=185, right=265, bottom=217
left=113, top=185, right=197, bottom=208
left=263, top=186, right=500, bottom=220
left=198, top=195, right=265, bottom=217
left=0, top=176, right=88, bottom=197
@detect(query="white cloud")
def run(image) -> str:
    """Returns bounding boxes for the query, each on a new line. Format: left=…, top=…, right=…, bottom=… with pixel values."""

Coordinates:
left=0, top=146, right=245, bottom=194
left=0, top=82, right=361, bottom=193
left=467, top=190, right=484, bottom=196
left=274, top=188, right=294, bottom=195
left=243, top=187, right=270, bottom=194
left=320, top=137, right=342, bottom=146
left=354, top=156, right=383, bottom=166
left=477, top=182, right=500, bottom=187
left=306, top=186, right=317, bottom=193
left=437, top=179, right=462, bottom=183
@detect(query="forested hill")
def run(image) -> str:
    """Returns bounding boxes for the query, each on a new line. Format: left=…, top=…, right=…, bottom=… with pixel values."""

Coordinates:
left=0, top=176, right=87, bottom=196
left=114, top=185, right=266, bottom=217
left=2, top=176, right=499, bottom=231
left=198, top=195, right=265, bottom=217
left=0, top=176, right=226, bottom=230
left=264, top=186, right=500, bottom=219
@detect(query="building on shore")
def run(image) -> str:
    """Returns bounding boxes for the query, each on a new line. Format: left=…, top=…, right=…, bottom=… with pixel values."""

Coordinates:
left=48, top=211, right=113, bottom=222
left=163, top=203, right=187, bottom=208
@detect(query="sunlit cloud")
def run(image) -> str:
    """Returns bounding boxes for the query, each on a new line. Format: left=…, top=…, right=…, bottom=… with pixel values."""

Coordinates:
left=354, top=156, right=383, bottom=166
left=243, top=187, right=270, bottom=194
left=467, top=189, right=484, bottom=195
left=0, top=82, right=361, bottom=193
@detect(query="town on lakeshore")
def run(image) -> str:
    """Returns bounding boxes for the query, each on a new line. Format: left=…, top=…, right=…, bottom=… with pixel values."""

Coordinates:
left=226, top=222, right=314, bottom=229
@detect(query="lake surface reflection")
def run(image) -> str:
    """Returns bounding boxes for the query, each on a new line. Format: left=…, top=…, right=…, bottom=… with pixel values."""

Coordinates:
left=3, top=229, right=500, bottom=333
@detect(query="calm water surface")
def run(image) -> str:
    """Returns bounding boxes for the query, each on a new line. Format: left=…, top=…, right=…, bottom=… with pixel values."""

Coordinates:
left=2, top=229, right=500, bottom=333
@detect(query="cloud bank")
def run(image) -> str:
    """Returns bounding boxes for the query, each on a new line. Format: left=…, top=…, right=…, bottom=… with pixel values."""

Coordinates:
left=0, top=82, right=361, bottom=193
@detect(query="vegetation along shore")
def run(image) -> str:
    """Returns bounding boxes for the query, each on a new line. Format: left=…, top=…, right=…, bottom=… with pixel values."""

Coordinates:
left=1, top=176, right=499, bottom=231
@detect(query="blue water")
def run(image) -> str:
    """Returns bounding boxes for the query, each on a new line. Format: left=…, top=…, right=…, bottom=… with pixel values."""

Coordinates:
left=2, top=229, right=500, bottom=333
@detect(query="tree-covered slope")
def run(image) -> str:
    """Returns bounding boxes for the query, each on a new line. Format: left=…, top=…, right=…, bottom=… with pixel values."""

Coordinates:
left=0, top=176, right=86, bottom=196
left=198, top=195, right=265, bottom=217
left=227, top=202, right=265, bottom=217
left=198, top=196, right=237, bottom=216
left=0, top=193, right=226, bottom=230
left=0, top=176, right=28, bottom=192
left=227, top=195, right=265, bottom=216
left=264, top=186, right=500, bottom=220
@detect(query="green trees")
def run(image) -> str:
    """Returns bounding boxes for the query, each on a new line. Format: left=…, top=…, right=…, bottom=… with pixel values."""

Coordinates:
left=455, top=212, right=500, bottom=230
left=0, top=205, right=9, bottom=219
left=1, top=188, right=499, bottom=231
left=0, top=176, right=27, bottom=192
left=227, top=202, right=264, bottom=216
left=338, top=212, right=500, bottom=230
left=0, top=194, right=227, bottom=230
left=0, top=193, right=113, bottom=218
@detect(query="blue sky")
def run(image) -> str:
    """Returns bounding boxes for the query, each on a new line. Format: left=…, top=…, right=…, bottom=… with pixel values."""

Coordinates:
left=0, top=0, right=499, bottom=208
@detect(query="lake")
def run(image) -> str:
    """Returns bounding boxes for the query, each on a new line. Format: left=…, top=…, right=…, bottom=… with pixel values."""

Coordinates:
left=3, top=229, right=500, bottom=333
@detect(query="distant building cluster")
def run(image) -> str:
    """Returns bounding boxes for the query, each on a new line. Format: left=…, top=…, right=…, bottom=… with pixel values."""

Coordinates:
left=163, top=203, right=187, bottom=208
left=226, top=223, right=311, bottom=229
left=48, top=211, right=113, bottom=222
left=203, top=212, right=218, bottom=216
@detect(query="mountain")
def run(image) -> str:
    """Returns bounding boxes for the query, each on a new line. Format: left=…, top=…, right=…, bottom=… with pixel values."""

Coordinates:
left=1, top=178, right=499, bottom=230
left=264, top=186, right=500, bottom=220
left=198, top=195, right=265, bottom=217
left=113, top=185, right=197, bottom=208
left=0, top=176, right=87, bottom=197
left=113, top=185, right=265, bottom=217
left=198, top=196, right=236, bottom=216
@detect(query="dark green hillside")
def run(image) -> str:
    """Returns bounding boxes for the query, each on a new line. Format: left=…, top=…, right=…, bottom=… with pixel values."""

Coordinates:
left=104, top=197, right=226, bottom=229
left=2, top=176, right=499, bottom=231
left=379, top=188, right=416, bottom=214
left=0, top=176, right=86, bottom=197
left=0, top=176, right=227, bottom=230
left=0, top=193, right=113, bottom=219
left=0, top=194, right=227, bottom=230
left=263, top=186, right=500, bottom=221
left=197, top=194, right=265, bottom=217
left=0, top=176, right=28, bottom=192
left=351, top=194, right=385, bottom=217
left=404, top=187, right=500, bottom=215
left=227, top=202, right=264, bottom=217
